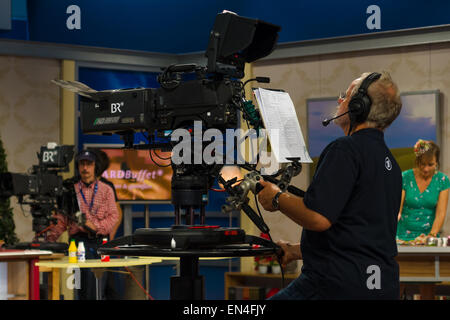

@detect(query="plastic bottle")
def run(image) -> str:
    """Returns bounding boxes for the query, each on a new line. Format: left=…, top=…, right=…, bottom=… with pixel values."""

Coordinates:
left=101, top=238, right=110, bottom=262
left=77, top=241, right=86, bottom=262
left=68, top=239, right=78, bottom=263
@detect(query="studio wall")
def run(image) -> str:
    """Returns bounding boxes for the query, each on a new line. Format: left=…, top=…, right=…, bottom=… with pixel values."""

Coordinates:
left=0, top=55, right=60, bottom=241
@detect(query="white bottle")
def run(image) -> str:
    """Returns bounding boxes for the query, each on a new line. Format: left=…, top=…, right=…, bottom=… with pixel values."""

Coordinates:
left=77, top=241, right=86, bottom=262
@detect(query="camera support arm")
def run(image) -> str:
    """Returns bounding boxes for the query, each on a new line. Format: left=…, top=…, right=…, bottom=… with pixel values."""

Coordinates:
left=220, top=171, right=270, bottom=234
left=221, top=159, right=305, bottom=234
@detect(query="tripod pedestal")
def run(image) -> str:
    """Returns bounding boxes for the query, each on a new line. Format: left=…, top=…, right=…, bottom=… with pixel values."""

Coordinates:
left=170, top=256, right=204, bottom=300
left=98, top=233, right=279, bottom=300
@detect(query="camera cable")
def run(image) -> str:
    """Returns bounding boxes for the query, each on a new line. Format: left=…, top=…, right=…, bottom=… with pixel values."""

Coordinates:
left=253, top=194, right=286, bottom=289
left=124, top=266, right=155, bottom=300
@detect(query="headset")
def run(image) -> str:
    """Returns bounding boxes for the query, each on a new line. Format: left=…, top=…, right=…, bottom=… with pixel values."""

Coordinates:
left=348, top=72, right=381, bottom=125
left=322, top=72, right=381, bottom=132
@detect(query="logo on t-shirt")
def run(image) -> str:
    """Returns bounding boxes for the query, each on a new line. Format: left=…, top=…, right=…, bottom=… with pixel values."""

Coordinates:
left=385, top=157, right=392, bottom=171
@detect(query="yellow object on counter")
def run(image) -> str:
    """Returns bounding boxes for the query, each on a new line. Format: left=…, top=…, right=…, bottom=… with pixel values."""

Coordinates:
left=68, top=239, right=77, bottom=263
left=37, top=257, right=164, bottom=268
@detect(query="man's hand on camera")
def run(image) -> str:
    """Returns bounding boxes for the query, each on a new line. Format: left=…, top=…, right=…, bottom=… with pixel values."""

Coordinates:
left=257, top=179, right=281, bottom=212
left=277, top=240, right=301, bottom=268
left=84, top=220, right=97, bottom=233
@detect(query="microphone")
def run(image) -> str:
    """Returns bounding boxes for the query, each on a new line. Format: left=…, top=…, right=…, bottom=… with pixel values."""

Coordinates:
left=243, top=77, right=270, bottom=87
left=255, top=77, right=271, bottom=83
left=322, top=110, right=350, bottom=127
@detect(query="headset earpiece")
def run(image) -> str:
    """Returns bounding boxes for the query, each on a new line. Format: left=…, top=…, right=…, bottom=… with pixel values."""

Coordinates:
left=348, top=72, right=381, bottom=125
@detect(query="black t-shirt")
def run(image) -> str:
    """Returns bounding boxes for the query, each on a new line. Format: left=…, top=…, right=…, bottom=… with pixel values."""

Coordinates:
left=302, top=128, right=401, bottom=299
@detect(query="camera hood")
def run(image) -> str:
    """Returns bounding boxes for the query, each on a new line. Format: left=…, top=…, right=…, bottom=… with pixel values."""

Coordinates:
left=205, top=12, right=281, bottom=78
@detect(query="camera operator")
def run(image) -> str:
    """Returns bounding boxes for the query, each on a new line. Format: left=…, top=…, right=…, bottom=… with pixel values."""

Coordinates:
left=88, top=148, right=123, bottom=300
left=87, top=148, right=123, bottom=240
left=257, top=71, right=403, bottom=299
left=47, top=150, right=119, bottom=300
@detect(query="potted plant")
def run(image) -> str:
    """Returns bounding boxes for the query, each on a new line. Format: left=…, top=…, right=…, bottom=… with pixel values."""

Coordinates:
left=0, top=136, right=18, bottom=246
left=271, top=259, right=281, bottom=274
left=254, top=255, right=271, bottom=274
left=253, top=232, right=273, bottom=274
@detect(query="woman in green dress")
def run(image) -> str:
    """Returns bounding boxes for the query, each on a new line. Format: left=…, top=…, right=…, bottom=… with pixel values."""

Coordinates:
left=397, top=139, right=450, bottom=242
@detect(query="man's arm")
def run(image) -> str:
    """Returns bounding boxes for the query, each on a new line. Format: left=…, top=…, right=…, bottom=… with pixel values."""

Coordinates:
left=258, top=180, right=331, bottom=232
left=109, top=203, right=123, bottom=240
left=278, top=192, right=332, bottom=231
left=98, top=179, right=122, bottom=240
left=84, top=219, right=97, bottom=233
left=46, top=213, right=68, bottom=242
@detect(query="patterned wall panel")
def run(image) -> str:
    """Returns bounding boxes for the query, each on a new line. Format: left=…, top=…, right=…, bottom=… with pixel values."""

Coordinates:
left=0, top=56, right=60, bottom=242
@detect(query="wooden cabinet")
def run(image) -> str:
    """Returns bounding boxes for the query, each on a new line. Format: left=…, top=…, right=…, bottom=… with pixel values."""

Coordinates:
left=7, top=261, right=28, bottom=300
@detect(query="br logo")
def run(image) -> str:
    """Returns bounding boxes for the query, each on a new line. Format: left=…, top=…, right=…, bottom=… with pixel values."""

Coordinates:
left=42, top=151, right=56, bottom=163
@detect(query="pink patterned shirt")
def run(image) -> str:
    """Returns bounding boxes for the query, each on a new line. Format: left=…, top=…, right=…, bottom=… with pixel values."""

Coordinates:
left=47, top=180, right=119, bottom=241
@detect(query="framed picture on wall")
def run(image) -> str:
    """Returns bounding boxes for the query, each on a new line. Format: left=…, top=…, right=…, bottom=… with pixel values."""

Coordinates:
left=306, top=97, right=340, bottom=180
left=306, top=90, right=441, bottom=180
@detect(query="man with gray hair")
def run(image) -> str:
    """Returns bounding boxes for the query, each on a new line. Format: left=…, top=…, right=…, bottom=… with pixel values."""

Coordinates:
left=258, top=71, right=403, bottom=299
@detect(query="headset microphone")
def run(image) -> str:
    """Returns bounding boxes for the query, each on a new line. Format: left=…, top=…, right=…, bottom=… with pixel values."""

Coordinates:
left=322, top=110, right=350, bottom=127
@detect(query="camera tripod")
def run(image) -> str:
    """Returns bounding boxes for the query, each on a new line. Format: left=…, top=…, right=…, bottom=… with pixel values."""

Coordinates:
left=98, top=163, right=281, bottom=299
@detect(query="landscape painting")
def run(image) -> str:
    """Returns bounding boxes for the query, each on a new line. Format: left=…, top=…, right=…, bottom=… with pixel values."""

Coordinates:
left=307, top=90, right=440, bottom=180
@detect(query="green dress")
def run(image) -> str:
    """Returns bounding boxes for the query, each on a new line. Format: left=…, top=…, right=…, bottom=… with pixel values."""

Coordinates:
left=397, top=169, right=450, bottom=241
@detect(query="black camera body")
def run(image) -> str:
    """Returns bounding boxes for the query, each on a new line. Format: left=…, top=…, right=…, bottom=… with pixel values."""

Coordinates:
left=73, top=12, right=281, bottom=222
left=79, top=76, right=240, bottom=136
left=78, top=12, right=280, bottom=139
left=0, top=144, right=74, bottom=198
left=82, top=13, right=283, bottom=299
left=0, top=144, right=76, bottom=238
left=0, top=171, right=61, bottom=198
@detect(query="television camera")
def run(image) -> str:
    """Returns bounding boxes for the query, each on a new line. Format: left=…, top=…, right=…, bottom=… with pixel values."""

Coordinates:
left=56, top=12, right=304, bottom=257
left=0, top=143, right=80, bottom=251
left=54, top=11, right=310, bottom=299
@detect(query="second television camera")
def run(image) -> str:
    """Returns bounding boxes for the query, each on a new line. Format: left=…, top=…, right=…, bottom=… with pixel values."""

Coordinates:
left=0, top=143, right=77, bottom=250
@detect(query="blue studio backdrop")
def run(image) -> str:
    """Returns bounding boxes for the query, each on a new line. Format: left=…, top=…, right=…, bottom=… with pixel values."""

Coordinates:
left=3, top=1, right=450, bottom=54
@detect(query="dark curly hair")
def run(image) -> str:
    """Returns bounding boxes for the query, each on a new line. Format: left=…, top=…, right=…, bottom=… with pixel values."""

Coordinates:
left=87, top=148, right=110, bottom=177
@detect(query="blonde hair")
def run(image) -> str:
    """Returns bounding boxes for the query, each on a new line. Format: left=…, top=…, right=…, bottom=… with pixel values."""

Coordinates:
left=414, top=139, right=440, bottom=167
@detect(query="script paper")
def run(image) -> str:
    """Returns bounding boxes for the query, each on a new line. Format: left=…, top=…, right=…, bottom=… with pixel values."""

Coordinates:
left=253, top=88, right=312, bottom=163
left=51, top=79, right=98, bottom=98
